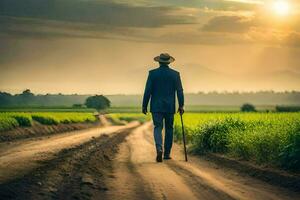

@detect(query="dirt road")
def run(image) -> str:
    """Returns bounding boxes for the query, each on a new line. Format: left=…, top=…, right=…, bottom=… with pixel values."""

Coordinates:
left=0, top=122, right=299, bottom=200
left=105, top=122, right=299, bottom=200
left=0, top=121, right=139, bottom=183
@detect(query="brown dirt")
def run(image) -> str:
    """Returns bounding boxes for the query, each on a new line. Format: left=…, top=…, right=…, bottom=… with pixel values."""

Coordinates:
left=0, top=122, right=299, bottom=200
left=105, top=122, right=300, bottom=200
left=0, top=128, right=134, bottom=200
left=0, top=121, right=139, bottom=183
left=202, top=153, right=300, bottom=192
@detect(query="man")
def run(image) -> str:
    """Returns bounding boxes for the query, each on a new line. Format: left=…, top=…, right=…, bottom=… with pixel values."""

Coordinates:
left=142, top=53, right=184, bottom=162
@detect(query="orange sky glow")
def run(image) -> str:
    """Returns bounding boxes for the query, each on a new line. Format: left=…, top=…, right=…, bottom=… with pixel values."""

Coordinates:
left=0, top=0, right=300, bottom=94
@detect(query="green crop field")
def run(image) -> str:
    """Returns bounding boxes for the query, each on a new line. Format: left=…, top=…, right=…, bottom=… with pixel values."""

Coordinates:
left=110, top=112, right=300, bottom=171
left=108, top=113, right=151, bottom=124
left=0, top=107, right=96, bottom=113
left=173, top=113, right=300, bottom=171
left=106, top=105, right=277, bottom=113
left=0, top=112, right=98, bottom=131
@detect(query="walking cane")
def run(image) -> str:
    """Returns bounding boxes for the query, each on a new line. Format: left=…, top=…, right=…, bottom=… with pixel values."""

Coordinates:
left=180, top=113, right=188, bottom=162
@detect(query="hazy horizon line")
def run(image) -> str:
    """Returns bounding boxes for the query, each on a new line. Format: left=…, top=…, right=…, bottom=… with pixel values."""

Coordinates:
left=1, top=89, right=300, bottom=96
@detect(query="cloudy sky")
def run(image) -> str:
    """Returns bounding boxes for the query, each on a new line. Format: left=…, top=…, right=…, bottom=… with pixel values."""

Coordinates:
left=0, top=0, right=300, bottom=94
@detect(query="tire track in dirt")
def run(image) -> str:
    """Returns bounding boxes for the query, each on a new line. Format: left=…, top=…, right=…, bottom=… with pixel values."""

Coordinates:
left=104, top=122, right=299, bottom=200
left=166, top=162, right=235, bottom=200
left=0, top=122, right=139, bottom=183
left=105, top=122, right=199, bottom=200
left=105, top=139, right=154, bottom=200
left=0, top=127, right=136, bottom=200
left=1, top=122, right=299, bottom=200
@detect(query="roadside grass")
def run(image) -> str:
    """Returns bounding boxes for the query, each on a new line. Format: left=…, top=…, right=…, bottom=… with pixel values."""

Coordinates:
left=0, top=107, right=95, bottom=113
left=109, top=112, right=300, bottom=171
left=0, top=115, right=19, bottom=132
left=30, top=112, right=97, bottom=125
left=0, top=112, right=97, bottom=131
left=108, top=113, right=151, bottom=124
left=106, top=105, right=276, bottom=113
left=174, top=113, right=300, bottom=171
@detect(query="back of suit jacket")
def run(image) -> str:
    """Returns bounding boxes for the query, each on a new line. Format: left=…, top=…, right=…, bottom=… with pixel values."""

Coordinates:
left=142, top=66, right=184, bottom=114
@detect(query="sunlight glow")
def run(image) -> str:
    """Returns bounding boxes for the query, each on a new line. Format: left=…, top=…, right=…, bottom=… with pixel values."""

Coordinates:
left=273, top=1, right=290, bottom=16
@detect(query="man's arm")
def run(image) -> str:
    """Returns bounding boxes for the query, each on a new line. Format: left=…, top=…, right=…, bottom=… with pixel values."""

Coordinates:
left=142, top=72, right=152, bottom=114
left=176, top=72, right=184, bottom=114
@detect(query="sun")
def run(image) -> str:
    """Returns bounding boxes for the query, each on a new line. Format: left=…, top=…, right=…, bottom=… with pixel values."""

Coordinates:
left=273, top=1, right=290, bottom=16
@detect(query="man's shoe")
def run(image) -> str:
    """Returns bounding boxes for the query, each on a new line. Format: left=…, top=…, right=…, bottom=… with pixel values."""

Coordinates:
left=163, top=155, right=172, bottom=160
left=156, top=151, right=163, bottom=162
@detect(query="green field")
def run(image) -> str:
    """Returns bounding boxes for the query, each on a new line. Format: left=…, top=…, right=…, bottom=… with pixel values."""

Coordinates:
left=111, top=112, right=300, bottom=171
left=106, top=105, right=276, bottom=113
left=1, top=109, right=299, bottom=171
left=0, top=107, right=96, bottom=113
left=108, top=113, right=151, bottom=124
left=0, top=112, right=98, bottom=131
left=173, top=113, right=300, bottom=171
left=0, top=105, right=281, bottom=113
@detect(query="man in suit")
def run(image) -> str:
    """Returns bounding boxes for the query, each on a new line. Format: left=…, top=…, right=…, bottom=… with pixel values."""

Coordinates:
left=142, top=53, right=184, bottom=162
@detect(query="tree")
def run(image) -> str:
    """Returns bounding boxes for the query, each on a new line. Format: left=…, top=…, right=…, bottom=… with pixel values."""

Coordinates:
left=0, top=92, right=13, bottom=107
left=241, top=103, right=256, bottom=112
left=16, top=89, right=35, bottom=106
left=85, top=95, right=110, bottom=111
left=21, top=89, right=34, bottom=96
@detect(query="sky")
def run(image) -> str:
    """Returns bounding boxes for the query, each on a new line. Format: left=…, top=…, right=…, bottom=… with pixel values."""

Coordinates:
left=0, top=0, right=300, bottom=94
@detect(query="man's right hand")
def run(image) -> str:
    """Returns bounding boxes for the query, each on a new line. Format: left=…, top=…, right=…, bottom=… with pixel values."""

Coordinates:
left=142, top=107, right=148, bottom=115
left=178, top=107, right=184, bottom=115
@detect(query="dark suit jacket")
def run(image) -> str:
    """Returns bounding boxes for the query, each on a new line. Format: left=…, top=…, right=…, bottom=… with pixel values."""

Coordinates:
left=142, top=66, right=184, bottom=114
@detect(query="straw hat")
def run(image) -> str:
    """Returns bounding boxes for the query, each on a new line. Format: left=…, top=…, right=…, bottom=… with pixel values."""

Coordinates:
left=154, top=53, right=175, bottom=63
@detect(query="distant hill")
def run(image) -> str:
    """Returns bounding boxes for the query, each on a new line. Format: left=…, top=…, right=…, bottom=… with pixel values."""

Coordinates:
left=108, top=92, right=300, bottom=106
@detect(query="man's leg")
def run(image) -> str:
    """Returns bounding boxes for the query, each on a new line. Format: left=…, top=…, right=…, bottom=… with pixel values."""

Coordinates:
left=164, top=113, right=174, bottom=158
left=152, top=112, right=164, bottom=161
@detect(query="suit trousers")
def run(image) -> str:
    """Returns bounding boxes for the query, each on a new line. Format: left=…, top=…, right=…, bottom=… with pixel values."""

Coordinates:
left=151, top=112, right=174, bottom=156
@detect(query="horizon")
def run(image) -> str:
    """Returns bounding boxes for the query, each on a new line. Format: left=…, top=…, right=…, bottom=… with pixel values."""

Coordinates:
left=1, top=0, right=300, bottom=94
left=1, top=89, right=300, bottom=96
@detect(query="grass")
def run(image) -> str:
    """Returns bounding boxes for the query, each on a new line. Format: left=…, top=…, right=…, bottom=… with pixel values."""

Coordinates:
left=110, top=112, right=300, bottom=171
left=1, top=107, right=299, bottom=171
left=0, top=113, right=33, bottom=131
left=0, top=107, right=95, bottom=113
left=174, top=113, right=300, bottom=171
left=0, top=112, right=98, bottom=131
left=108, top=113, right=151, bottom=124
left=106, top=105, right=277, bottom=113
left=30, top=112, right=97, bottom=125
left=0, top=115, right=19, bottom=132
left=0, top=105, right=282, bottom=113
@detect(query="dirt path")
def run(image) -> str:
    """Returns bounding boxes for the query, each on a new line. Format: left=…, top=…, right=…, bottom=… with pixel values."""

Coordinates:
left=0, top=121, right=139, bottom=183
left=0, top=122, right=299, bottom=200
left=106, top=122, right=299, bottom=200
left=99, top=114, right=111, bottom=127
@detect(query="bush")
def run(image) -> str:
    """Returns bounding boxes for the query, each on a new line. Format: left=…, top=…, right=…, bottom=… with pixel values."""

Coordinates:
left=228, top=131, right=252, bottom=160
left=276, top=106, right=300, bottom=112
left=174, top=113, right=300, bottom=171
left=279, top=124, right=300, bottom=170
left=11, top=115, right=32, bottom=127
left=192, top=118, right=245, bottom=153
left=32, top=115, right=59, bottom=125
left=0, top=116, right=19, bottom=131
left=241, top=103, right=256, bottom=112
left=85, top=95, right=110, bottom=111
